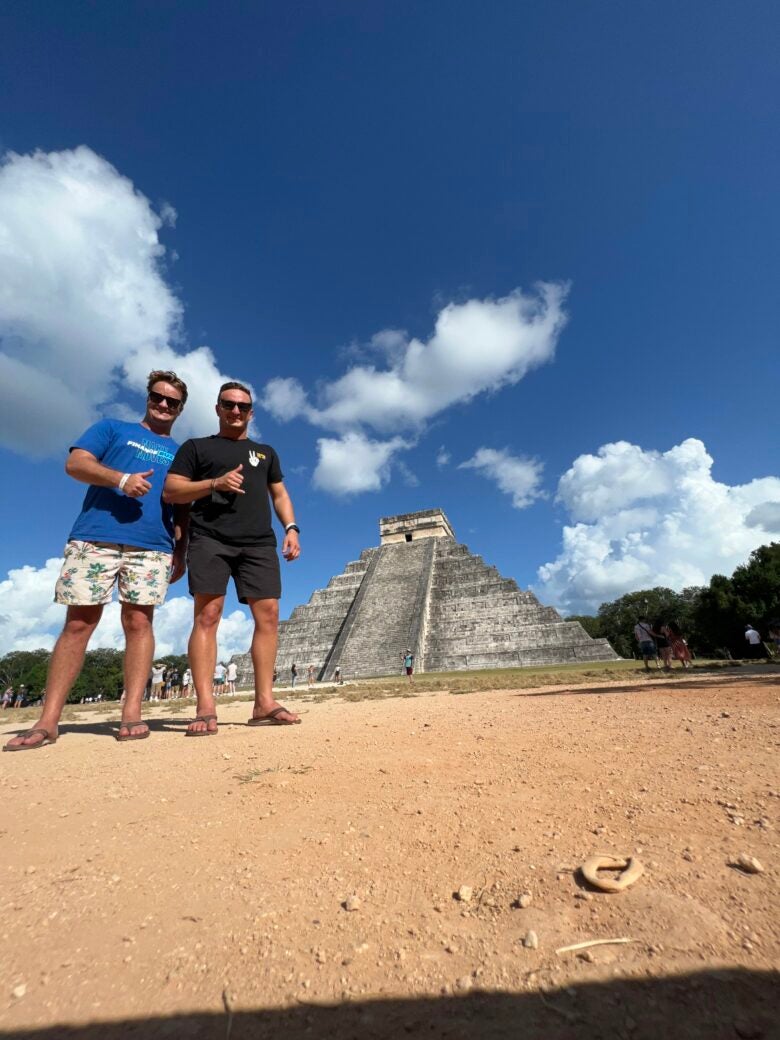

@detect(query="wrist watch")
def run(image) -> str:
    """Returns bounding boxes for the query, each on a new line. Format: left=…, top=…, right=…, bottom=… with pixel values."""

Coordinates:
left=285, top=523, right=300, bottom=534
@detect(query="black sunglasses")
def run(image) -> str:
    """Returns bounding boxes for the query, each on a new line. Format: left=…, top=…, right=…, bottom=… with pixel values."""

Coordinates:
left=148, top=390, right=183, bottom=409
left=219, top=397, right=252, bottom=414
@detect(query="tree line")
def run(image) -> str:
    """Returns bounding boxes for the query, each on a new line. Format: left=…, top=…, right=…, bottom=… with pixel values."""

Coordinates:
left=568, top=542, right=780, bottom=659
left=0, top=649, right=190, bottom=703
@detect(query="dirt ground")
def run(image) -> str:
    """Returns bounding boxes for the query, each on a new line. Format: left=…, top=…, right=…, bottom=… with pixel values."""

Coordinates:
left=0, top=668, right=778, bottom=1039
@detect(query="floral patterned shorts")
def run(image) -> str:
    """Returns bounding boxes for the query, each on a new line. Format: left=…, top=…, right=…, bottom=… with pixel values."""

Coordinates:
left=55, top=540, right=173, bottom=606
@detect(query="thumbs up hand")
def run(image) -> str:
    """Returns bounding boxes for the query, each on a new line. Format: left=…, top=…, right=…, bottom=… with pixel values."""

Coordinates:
left=122, top=470, right=154, bottom=497
left=214, top=464, right=245, bottom=494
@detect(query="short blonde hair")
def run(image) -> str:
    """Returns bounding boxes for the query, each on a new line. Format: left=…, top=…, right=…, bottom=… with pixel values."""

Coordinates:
left=147, top=370, right=188, bottom=405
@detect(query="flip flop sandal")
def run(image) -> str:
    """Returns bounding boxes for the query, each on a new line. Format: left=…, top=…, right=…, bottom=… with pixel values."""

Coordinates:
left=186, top=714, right=218, bottom=737
left=3, top=727, right=58, bottom=752
left=247, top=706, right=302, bottom=726
left=116, top=720, right=150, bottom=742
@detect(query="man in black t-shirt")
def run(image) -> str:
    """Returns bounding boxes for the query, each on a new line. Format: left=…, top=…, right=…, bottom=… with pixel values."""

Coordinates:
left=164, top=380, right=302, bottom=736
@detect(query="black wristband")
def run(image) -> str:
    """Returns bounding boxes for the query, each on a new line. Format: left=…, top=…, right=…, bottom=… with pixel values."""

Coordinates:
left=285, top=523, right=300, bottom=534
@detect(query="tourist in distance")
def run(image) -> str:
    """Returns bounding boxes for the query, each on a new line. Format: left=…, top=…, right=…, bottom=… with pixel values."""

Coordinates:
left=213, top=661, right=226, bottom=695
left=664, top=621, right=692, bottom=669
left=307, top=664, right=315, bottom=688
left=649, top=620, right=672, bottom=670
left=402, top=649, right=414, bottom=683
left=226, top=660, right=238, bottom=695
left=744, top=624, right=764, bottom=660
left=151, top=662, right=165, bottom=701
left=290, top=662, right=298, bottom=688
left=163, top=380, right=302, bottom=735
left=633, top=617, right=659, bottom=671
left=181, top=667, right=193, bottom=698
left=4, top=371, right=189, bottom=751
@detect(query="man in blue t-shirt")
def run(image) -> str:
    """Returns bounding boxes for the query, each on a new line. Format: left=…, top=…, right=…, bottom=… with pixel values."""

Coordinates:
left=4, top=371, right=189, bottom=752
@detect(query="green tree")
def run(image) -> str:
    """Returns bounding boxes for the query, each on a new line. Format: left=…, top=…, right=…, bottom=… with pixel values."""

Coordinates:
left=0, top=649, right=50, bottom=693
left=71, top=648, right=125, bottom=702
left=693, top=543, right=780, bottom=656
left=567, top=615, right=604, bottom=639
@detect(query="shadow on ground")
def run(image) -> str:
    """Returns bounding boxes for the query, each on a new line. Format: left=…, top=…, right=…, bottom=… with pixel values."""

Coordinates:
left=522, top=672, right=780, bottom=698
left=4, top=969, right=777, bottom=1040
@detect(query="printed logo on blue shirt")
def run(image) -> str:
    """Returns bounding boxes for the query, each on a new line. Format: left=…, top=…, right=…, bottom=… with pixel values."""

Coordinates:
left=127, top=438, right=176, bottom=465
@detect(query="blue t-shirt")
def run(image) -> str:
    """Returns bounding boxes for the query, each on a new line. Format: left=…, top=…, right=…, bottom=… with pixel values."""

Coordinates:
left=68, top=419, right=178, bottom=552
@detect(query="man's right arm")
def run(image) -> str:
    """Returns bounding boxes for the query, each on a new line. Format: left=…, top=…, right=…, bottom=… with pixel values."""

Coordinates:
left=66, top=449, right=154, bottom=498
left=163, top=464, right=246, bottom=504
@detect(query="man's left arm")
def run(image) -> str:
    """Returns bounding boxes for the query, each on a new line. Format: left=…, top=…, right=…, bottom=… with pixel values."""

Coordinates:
left=170, top=504, right=190, bottom=583
left=268, top=480, right=300, bottom=562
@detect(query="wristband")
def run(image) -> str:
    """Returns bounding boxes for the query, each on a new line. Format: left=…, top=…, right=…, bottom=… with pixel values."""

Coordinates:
left=118, top=473, right=130, bottom=491
left=285, top=522, right=300, bottom=534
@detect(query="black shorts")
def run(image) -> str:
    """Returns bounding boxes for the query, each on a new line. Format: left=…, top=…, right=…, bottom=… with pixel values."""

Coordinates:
left=187, top=535, right=281, bottom=602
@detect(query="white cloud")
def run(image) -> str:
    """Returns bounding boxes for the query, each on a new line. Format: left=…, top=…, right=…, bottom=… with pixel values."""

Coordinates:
left=262, top=377, right=310, bottom=423
left=459, top=447, right=544, bottom=509
left=396, top=461, right=420, bottom=488
left=436, top=447, right=451, bottom=468
left=264, top=283, right=567, bottom=436
left=745, top=501, right=780, bottom=532
left=0, top=557, right=254, bottom=660
left=536, top=437, right=780, bottom=613
left=0, top=146, right=238, bottom=455
left=262, top=282, right=567, bottom=496
left=312, top=432, right=407, bottom=495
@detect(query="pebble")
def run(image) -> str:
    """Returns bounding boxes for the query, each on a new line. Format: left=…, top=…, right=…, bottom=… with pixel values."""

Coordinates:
left=455, top=975, right=472, bottom=992
left=12, top=984, right=26, bottom=1000
left=456, top=885, right=473, bottom=903
left=522, top=930, right=539, bottom=949
left=736, top=855, right=764, bottom=875
left=344, top=895, right=361, bottom=912
left=578, top=950, right=595, bottom=963
left=517, top=892, right=533, bottom=909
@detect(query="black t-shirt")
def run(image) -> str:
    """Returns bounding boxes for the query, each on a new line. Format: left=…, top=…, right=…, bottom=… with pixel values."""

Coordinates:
left=169, top=436, right=284, bottom=546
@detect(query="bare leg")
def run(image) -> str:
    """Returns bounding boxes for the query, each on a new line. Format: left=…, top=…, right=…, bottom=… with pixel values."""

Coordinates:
left=4, top=605, right=103, bottom=748
left=187, top=594, right=223, bottom=734
left=118, top=603, right=155, bottom=738
left=248, top=598, right=299, bottom=723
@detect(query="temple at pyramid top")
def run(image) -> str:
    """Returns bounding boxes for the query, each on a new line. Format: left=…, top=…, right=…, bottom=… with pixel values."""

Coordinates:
left=234, top=507, right=619, bottom=683
left=380, top=508, right=455, bottom=544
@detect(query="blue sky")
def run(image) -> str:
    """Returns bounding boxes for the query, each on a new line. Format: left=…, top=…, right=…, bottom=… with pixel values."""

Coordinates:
left=1, top=1, right=779, bottom=658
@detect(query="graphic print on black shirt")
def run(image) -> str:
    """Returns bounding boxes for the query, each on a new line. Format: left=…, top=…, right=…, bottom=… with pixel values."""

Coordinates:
left=168, top=436, right=283, bottom=546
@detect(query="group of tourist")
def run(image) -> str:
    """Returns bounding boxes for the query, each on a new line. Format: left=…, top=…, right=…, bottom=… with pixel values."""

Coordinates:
left=635, top=618, right=780, bottom=668
left=634, top=618, right=693, bottom=670
left=4, top=370, right=302, bottom=752
left=2, top=685, right=42, bottom=709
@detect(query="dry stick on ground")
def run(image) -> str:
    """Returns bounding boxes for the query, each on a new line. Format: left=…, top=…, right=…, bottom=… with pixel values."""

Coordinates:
left=222, top=987, right=234, bottom=1040
left=555, top=937, right=635, bottom=955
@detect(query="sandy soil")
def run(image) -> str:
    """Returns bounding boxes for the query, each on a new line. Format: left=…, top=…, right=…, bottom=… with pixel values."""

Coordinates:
left=0, top=669, right=778, bottom=1039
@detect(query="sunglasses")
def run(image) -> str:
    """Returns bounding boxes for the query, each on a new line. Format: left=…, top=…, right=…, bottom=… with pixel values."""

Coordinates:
left=219, top=398, right=252, bottom=414
left=148, top=390, right=183, bottom=409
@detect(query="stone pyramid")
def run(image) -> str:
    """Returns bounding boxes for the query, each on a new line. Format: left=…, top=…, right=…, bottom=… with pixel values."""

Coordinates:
left=235, top=508, right=618, bottom=683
